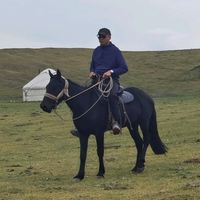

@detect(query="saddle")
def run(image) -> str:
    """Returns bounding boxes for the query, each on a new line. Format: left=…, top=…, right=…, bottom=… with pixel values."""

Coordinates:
left=117, top=86, right=134, bottom=103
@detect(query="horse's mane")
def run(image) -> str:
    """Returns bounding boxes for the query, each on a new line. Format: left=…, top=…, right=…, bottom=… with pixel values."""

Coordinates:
left=67, top=79, right=88, bottom=90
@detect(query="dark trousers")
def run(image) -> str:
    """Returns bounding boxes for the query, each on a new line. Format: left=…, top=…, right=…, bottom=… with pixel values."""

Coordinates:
left=109, top=79, right=120, bottom=124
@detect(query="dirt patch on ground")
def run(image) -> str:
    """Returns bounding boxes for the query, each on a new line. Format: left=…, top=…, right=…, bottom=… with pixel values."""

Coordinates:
left=190, top=65, right=200, bottom=71
left=104, top=145, right=121, bottom=149
left=103, top=182, right=132, bottom=190
left=184, top=158, right=200, bottom=163
left=186, top=183, right=200, bottom=188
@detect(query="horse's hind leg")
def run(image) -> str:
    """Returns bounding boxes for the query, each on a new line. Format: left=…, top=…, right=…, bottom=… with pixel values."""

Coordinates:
left=136, top=120, right=151, bottom=171
left=128, top=123, right=144, bottom=173
left=95, top=133, right=105, bottom=178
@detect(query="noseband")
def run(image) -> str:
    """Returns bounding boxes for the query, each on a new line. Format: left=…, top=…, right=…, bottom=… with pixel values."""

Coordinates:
left=44, top=78, right=70, bottom=103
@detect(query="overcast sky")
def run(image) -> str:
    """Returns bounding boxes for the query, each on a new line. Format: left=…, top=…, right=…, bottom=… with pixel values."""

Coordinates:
left=0, top=0, right=200, bottom=51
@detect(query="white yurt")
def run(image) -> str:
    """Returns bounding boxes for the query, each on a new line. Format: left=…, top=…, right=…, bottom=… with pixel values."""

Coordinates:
left=23, top=68, right=56, bottom=102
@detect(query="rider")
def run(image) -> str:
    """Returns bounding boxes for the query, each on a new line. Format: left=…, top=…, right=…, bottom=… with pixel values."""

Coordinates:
left=71, top=28, right=128, bottom=136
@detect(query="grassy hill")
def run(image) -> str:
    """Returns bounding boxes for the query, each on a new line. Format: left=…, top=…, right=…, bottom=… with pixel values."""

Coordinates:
left=0, top=48, right=200, bottom=100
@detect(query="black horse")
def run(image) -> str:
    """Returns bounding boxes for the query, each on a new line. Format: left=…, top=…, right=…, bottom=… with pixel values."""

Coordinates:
left=40, top=69, right=167, bottom=182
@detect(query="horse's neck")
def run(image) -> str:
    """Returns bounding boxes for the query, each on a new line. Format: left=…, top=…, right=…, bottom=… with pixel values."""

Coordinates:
left=67, top=79, right=85, bottom=96
left=66, top=79, right=108, bottom=123
left=66, top=79, right=90, bottom=111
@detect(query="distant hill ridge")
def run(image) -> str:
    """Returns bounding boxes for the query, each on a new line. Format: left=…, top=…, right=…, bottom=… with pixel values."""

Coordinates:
left=0, top=48, right=200, bottom=100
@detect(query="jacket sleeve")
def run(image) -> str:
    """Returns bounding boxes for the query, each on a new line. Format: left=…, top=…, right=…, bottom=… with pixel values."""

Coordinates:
left=90, top=51, right=95, bottom=73
left=113, top=50, right=128, bottom=76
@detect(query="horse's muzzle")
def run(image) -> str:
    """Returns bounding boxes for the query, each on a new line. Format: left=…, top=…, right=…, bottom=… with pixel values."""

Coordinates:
left=40, top=103, right=52, bottom=113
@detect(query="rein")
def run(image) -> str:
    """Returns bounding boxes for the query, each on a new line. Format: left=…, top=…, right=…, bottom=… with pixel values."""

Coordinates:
left=44, top=75, right=113, bottom=121
left=65, top=75, right=113, bottom=102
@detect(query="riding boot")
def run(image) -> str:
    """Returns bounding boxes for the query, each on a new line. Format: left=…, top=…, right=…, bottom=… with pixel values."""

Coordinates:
left=112, top=121, right=121, bottom=135
left=110, top=99, right=121, bottom=134
left=109, top=80, right=121, bottom=135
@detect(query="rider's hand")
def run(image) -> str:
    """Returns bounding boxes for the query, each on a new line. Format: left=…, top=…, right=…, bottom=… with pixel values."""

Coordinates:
left=103, top=70, right=112, bottom=78
left=90, top=72, right=96, bottom=78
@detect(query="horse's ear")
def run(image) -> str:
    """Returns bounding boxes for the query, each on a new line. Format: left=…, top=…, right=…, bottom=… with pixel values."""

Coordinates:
left=57, top=69, right=61, bottom=79
left=49, top=70, right=54, bottom=78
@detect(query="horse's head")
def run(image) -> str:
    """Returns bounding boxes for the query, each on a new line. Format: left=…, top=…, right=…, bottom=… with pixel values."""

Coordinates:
left=40, top=69, right=69, bottom=113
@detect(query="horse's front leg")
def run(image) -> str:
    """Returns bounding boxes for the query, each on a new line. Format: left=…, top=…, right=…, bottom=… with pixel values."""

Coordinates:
left=73, top=134, right=89, bottom=182
left=95, top=133, right=105, bottom=178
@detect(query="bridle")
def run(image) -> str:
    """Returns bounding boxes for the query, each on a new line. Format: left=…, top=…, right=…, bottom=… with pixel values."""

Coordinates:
left=44, top=78, right=70, bottom=103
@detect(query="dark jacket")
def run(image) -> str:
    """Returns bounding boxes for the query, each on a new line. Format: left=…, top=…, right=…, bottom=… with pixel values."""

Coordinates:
left=90, top=42, right=128, bottom=80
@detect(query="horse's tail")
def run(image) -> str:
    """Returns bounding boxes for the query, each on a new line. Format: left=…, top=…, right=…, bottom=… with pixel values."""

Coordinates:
left=149, top=108, right=168, bottom=155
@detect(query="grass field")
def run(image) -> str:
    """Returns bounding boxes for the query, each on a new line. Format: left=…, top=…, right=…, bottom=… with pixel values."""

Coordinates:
left=0, top=48, right=200, bottom=199
left=0, top=95, right=200, bottom=200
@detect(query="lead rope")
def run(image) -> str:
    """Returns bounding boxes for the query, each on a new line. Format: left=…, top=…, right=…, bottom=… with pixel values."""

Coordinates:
left=72, top=93, right=104, bottom=121
left=54, top=76, right=113, bottom=121
left=71, top=76, right=113, bottom=121
left=54, top=109, right=65, bottom=120
left=64, top=75, right=113, bottom=102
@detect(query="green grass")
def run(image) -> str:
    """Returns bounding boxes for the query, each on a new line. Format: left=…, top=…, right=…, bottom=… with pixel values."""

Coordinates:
left=0, top=95, right=200, bottom=199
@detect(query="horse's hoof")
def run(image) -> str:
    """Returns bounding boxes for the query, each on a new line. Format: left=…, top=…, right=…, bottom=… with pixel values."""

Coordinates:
left=131, top=170, right=137, bottom=174
left=72, top=178, right=82, bottom=182
left=131, top=167, right=145, bottom=174
left=137, top=167, right=145, bottom=173
left=96, top=175, right=104, bottom=179
left=130, top=167, right=137, bottom=174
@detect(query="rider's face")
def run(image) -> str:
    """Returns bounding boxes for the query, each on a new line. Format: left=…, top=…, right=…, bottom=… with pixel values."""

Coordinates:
left=98, top=34, right=111, bottom=46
